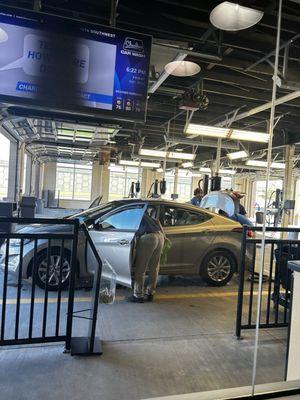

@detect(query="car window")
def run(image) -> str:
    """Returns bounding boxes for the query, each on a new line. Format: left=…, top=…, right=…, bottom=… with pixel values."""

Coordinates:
left=161, top=206, right=209, bottom=227
left=95, top=206, right=145, bottom=231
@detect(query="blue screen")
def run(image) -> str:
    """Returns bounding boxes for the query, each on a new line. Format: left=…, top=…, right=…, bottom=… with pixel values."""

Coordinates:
left=0, top=7, right=152, bottom=122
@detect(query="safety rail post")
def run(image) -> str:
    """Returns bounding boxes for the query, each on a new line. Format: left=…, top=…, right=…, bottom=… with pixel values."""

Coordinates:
left=70, top=223, right=103, bottom=356
left=235, top=225, right=248, bottom=339
left=65, top=218, right=79, bottom=351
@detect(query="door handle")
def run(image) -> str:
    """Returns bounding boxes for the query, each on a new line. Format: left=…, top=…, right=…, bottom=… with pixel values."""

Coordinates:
left=118, top=239, right=130, bottom=246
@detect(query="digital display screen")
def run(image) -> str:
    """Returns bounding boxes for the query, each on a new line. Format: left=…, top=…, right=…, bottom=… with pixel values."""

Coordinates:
left=0, top=7, right=152, bottom=122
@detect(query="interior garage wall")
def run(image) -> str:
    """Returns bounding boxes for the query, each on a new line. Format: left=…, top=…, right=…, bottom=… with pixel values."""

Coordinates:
left=42, top=161, right=110, bottom=210
left=88, top=162, right=110, bottom=205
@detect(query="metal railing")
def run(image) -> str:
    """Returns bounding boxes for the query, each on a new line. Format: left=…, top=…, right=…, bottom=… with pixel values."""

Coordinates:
left=0, top=217, right=79, bottom=348
left=236, top=226, right=300, bottom=339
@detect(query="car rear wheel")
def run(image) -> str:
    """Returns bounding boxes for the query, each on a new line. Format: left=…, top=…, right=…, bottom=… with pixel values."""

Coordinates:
left=201, top=250, right=235, bottom=286
left=35, top=249, right=71, bottom=291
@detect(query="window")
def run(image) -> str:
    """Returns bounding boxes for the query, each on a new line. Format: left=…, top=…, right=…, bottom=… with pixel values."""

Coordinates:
left=56, top=163, right=92, bottom=201
left=161, top=206, right=208, bottom=227
left=96, top=206, right=145, bottom=230
left=109, top=168, right=141, bottom=201
left=255, top=179, right=283, bottom=211
left=178, top=176, right=193, bottom=202
left=0, top=134, right=10, bottom=200
left=221, top=177, right=232, bottom=190
left=162, top=172, right=192, bottom=202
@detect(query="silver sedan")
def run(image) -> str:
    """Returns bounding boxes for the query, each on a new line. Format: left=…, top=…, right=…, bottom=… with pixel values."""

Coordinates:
left=0, top=199, right=251, bottom=290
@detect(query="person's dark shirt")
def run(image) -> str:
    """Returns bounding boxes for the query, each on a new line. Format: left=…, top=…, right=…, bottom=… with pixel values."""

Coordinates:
left=239, top=204, right=247, bottom=216
left=136, top=214, right=161, bottom=236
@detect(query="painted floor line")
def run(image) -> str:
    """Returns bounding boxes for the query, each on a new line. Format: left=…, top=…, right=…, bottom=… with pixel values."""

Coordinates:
left=0, top=290, right=269, bottom=305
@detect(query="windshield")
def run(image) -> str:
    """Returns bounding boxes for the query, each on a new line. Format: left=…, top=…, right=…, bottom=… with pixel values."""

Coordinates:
left=66, top=201, right=124, bottom=224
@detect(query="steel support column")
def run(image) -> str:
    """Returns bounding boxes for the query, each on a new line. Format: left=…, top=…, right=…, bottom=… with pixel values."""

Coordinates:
left=281, top=145, right=295, bottom=230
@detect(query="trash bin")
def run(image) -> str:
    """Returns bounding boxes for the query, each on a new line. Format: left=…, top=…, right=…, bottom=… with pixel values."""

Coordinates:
left=99, top=260, right=117, bottom=305
left=19, top=196, right=36, bottom=218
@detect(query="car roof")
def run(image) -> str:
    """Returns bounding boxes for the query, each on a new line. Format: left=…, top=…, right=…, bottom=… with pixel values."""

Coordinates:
left=110, top=198, right=224, bottom=218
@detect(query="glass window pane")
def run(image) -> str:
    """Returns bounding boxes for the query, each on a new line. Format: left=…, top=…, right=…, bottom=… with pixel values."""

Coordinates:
left=74, top=166, right=92, bottom=200
left=161, top=206, right=208, bottom=226
left=0, top=134, right=10, bottom=200
left=99, top=207, right=145, bottom=230
left=56, top=164, right=74, bottom=199
left=56, top=162, right=92, bottom=200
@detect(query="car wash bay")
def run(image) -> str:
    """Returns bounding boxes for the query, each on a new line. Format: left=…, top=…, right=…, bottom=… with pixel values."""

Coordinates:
left=1, top=1, right=300, bottom=399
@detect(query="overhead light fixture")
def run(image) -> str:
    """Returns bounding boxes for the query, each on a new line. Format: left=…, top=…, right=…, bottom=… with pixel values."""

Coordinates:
left=139, top=149, right=167, bottom=158
left=230, top=129, right=269, bottom=143
left=199, top=167, right=211, bottom=173
left=156, top=168, right=164, bottom=173
left=219, top=169, right=236, bottom=175
left=164, top=60, right=201, bottom=77
left=0, top=28, right=8, bottom=43
left=168, top=151, right=195, bottom=161
left=119, top=160, right=139, bottom=167
left=227, top=150, right=249, bottom=160
left=182, top=161, right=194, bottom=168
left=119, top=160, right=161, bottom=168
left=139, top=148, right=195, bottom=161
left=186, top=123, right=269, bottom=143
left=141, top=161, right=161, bottom=168
left=246, top=160, right=285, bottom=169
left=210, top=2, right=264, bottom=31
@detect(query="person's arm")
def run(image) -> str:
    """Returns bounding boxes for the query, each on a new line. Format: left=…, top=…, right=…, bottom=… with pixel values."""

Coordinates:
left=154, top=218, right=170, bottom=243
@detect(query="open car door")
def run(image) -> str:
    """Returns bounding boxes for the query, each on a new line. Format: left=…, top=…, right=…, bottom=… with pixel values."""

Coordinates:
left=86, top=202, right=147, bottom=287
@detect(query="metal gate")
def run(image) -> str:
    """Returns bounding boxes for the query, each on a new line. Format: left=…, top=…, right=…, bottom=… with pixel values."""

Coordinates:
left=0, top=217, right=79, bottom=350
left=235, top=226, right=300, bottom=338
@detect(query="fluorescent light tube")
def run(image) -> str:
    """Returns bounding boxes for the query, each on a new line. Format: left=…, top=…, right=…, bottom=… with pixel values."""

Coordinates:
left=230, top=129, right=269, bottom=143
left=168, top=152, right=195, bottom=161
left=227, top=150, right=249, bottom=160
left=119, top=160, right=139, bottom=166
left=210, top=2, right=264, bottom=31
left=246, top=160, right=285, bottom=169
left=139, top=149, right=167, bottom=158
left=186, top=124, right=228, bottom=138
left=219, top=169, right=236, bottom=175
left=182, top=161, right=194, bottom=168
left=141, top=161, right=161, bottom=168
left=185, top=123, right=269, bottom=143
left=199, top=167, right=211, bottom=173
left=120, top=160, right=161, bottom=168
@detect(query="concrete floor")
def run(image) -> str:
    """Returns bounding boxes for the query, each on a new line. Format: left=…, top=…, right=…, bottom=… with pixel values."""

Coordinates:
left=0, top=276, right=289, bottom=400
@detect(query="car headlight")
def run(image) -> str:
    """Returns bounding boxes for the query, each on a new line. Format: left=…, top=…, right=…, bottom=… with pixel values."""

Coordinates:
left=9, top=238, right=31, bottom=246
left=8, top=255, right=20, bottom=272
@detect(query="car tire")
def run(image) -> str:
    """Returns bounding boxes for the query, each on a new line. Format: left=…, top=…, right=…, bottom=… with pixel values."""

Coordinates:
left=35, top=248, right=72, bottom=291
left=200, top=250, right=235, bottom=286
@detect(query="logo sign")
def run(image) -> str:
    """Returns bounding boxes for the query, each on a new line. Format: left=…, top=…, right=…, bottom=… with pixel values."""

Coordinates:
left=123, top=37, right=144, bottom=53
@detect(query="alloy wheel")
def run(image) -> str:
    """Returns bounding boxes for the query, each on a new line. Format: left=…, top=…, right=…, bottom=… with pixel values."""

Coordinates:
left=207, top=255, right=232, bottom=283
left=38, top=255, right=71, bottom=287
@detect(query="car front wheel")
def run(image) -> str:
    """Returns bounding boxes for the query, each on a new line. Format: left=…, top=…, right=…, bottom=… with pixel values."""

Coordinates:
left=35, top=249, right=71, bottom=291
left=201, top=250, right=235, bottom=286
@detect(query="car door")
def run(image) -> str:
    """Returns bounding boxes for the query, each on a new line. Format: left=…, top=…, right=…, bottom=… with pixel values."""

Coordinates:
left=159, top=205, right=215, bottom=274
left=86, top=202, right=147, bottom=287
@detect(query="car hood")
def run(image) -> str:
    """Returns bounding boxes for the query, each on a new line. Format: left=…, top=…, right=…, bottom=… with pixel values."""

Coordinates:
left=17, top=223, right=74, bottom=234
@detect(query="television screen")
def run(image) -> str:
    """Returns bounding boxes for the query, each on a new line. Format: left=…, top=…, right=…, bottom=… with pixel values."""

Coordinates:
left=0, top=7, right=152, bottom=122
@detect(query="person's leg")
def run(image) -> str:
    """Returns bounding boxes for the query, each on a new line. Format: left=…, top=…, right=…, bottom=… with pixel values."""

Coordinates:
left=133, top=234, right=156, bottom=298
left=146, top=232, right=165, bottom=296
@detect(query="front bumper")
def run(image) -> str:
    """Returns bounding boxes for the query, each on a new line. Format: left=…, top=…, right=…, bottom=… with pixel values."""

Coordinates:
left=0, top=251, right=20, bottom=274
